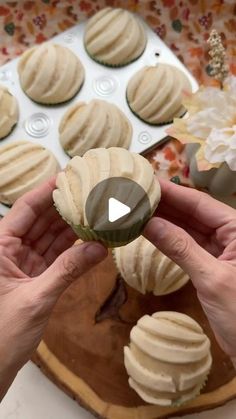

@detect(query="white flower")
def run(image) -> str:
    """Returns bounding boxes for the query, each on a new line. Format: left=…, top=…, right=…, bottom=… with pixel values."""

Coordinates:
left=205, top=126, right=236, bottom=170
left=186, top=75, right=236, bottom=169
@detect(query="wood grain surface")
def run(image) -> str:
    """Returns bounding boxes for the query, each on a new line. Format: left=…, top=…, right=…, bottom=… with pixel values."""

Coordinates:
left=33, top=252, right=236, bottom=418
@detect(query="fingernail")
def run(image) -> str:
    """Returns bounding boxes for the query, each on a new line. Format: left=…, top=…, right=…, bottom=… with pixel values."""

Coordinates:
left=143, top=218, right=167, bottom=241
left=84, top=242, right=108, bottom=263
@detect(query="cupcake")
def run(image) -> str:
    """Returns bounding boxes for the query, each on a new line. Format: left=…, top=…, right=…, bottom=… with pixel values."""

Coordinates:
left=124, top=312, right=212, bottom=406
left=0, top=140, right=60, bottom=205
left=84, top=7, right=147, bottom=67
left=18, top=44, right=85, bottom=104
left=114, top=236, right=189, bottom=295
left=53, top=147, right=160, bottom=247
left=59, top=99, right=132, bottom=157
left=127, top=64, right=192, bottom=125
left=0, top=85, right=19, bottom=139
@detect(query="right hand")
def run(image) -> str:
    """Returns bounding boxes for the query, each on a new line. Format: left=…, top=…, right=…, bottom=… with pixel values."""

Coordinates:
left=144, top=179, right=236, bottom=363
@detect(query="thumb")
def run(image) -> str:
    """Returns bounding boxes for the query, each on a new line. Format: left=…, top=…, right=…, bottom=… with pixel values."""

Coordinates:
left=37, top=241, right=107, bottom=298
left=143, top=217, right=218, bottom=286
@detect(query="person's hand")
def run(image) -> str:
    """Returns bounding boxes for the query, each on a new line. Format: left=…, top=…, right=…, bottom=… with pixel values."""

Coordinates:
left=0, top=179, right=107, bottom=400
left=144, top=179, right=236, bottom=366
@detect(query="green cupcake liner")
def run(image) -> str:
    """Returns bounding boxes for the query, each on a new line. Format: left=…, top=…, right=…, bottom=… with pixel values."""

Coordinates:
left=170, top=373, right=210, bottom=407
left=84, top=44, right=147, bottom=69
left=72, top=220, right=144, bottom=248
left=54, top=182, right=157, bottom=248
left=0, top=122, right=17, bottom=141
left=126, top=94, right=187, bottom=127
left=21, top=81, right=84, bottom=106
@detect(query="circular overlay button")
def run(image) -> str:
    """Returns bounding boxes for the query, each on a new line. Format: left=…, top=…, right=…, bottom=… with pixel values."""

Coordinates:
left=85, top=177, right=152, bottom=247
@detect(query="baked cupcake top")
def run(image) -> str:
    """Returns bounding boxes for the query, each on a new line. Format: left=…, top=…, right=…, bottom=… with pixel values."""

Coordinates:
left=59, top=99, right=132, bottom=157
left=124, top=311, right=212, bottom=406
left=53, top=147, right=160, bottom=247
left=84, top=7, right=147, bottom=67
left=18, top=43, right=85, bottom=104
left=0, top=140, right=60, bottom=205
left=127, top=64, right=192, bottom=125
left=114, top=236, right=189, bottom=295
left=0, top=85, right=19, bottom=139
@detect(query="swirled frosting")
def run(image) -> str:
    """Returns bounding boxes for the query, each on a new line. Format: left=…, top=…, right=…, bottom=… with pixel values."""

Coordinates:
left=59, top=99, right=132, bottom=157
left=0, top=140, right=60, bottom=205
left=114, top=236, right=189, bottom=295
left=53, top=147, right=160, bottom=227
left=127, top=64, right=192, bottom=125
left=84, top=7, right=147, bottom=66
left=124, top=312, right=212, bottom=406
left=0, top=85, right=19, bottom=139
left=18, top=43, right=84, bottom=104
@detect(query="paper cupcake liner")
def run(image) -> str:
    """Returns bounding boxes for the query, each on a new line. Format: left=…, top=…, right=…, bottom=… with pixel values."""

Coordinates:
left=84, top=46, right=147, bottom=69
left=126, top=95, right=187, bottom=127
left=54, top=186, right=156, bottom=248
left=22, top=82, right=84, bottom=106
left=112, top=248, right=119, bottom=268
left=72, top=218, right=147, bottom=248
left=0, top=198, right=12, bottom=207
left=0, top=122, right=17, bottom=141
left=171, top=373, right=210, bottom=408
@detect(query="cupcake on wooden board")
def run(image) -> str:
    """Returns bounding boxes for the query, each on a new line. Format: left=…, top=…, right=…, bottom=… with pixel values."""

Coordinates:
left=59, top=99, right=132, bottom=157
left=84, top=7, right=147, bottom=67
left=114, top=236, right=189, bottom=296
left=18, top=43, right=85, bottom=105
left=127, top=64, right=192, bottom=125
left=124, top=312, right=212, bottom=406
left=0, top=141, right=60, bottom=205
left=53, top=147, right=160, bottom=247
left=0, top=85, right=19, bottom=140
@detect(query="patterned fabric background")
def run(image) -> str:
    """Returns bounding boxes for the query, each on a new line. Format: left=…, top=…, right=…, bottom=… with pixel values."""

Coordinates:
left=0, top=0, right=235, bottom=182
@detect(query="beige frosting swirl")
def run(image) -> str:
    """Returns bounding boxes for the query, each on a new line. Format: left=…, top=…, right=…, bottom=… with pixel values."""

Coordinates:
left=53, top=147, right=160, bottom=227
left=124, top=312, right=212, bottom=406
left=18, top=44, right=85, bottom=104
left=114, top=236, right=189, bottom=295
left=0, top=140, right=60, bottom=205
left=127, top=64, right=192, bottom=124
left=84, top=7, right=147, bottom=66
left=0, top=85, right=19, bottom=139
left=59, top=99, right=132, bottom=157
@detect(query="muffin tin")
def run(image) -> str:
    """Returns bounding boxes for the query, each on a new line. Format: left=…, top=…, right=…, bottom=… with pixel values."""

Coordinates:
left=0, top=16, right=198, bottom=216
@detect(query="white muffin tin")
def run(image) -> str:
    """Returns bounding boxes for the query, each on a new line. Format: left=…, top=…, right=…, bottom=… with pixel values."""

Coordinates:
left=0, top=17, right=198, bottom=216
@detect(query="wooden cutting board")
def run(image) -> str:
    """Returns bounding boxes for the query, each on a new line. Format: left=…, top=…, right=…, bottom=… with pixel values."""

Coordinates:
left=32, top=252, right=236, bottom=419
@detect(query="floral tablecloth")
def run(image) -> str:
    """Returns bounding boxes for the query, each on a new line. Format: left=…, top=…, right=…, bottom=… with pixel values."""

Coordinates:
left=0, top=0, right=235, bottom=183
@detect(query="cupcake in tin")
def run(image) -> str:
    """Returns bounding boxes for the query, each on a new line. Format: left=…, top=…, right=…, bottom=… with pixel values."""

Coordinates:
left=84, top=7, right=147, bottom=67
left=59, top=99, right=132, bottom=157
left=18, top=43, right=85, bottom=105
left=0, top=140, right=60, bottom=205
left=127, top=64, right=192, bottom=125
left=0, top=85, right=19, bottom=140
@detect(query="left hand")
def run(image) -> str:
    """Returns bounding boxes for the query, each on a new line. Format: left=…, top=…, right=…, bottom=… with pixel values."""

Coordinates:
left=0, top=179, right=107, bottom=400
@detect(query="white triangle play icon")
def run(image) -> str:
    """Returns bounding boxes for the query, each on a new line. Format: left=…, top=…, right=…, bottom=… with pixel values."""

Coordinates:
left=108, top=197, right=131, bottom=223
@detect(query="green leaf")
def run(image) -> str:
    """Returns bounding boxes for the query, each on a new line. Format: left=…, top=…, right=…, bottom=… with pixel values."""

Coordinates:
left=170, top=176, right=181, bottom=185
left=206, top=64, right=213, bottom=76
left=172, top=19, right=182, bottom=33
left=4, top=22, right=15, bottom=36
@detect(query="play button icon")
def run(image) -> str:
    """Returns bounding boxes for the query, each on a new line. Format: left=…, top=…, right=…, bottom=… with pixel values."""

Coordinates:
left=108, top=198, right=131, bottom=223
left=85, top=177, right=152, bottom=247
